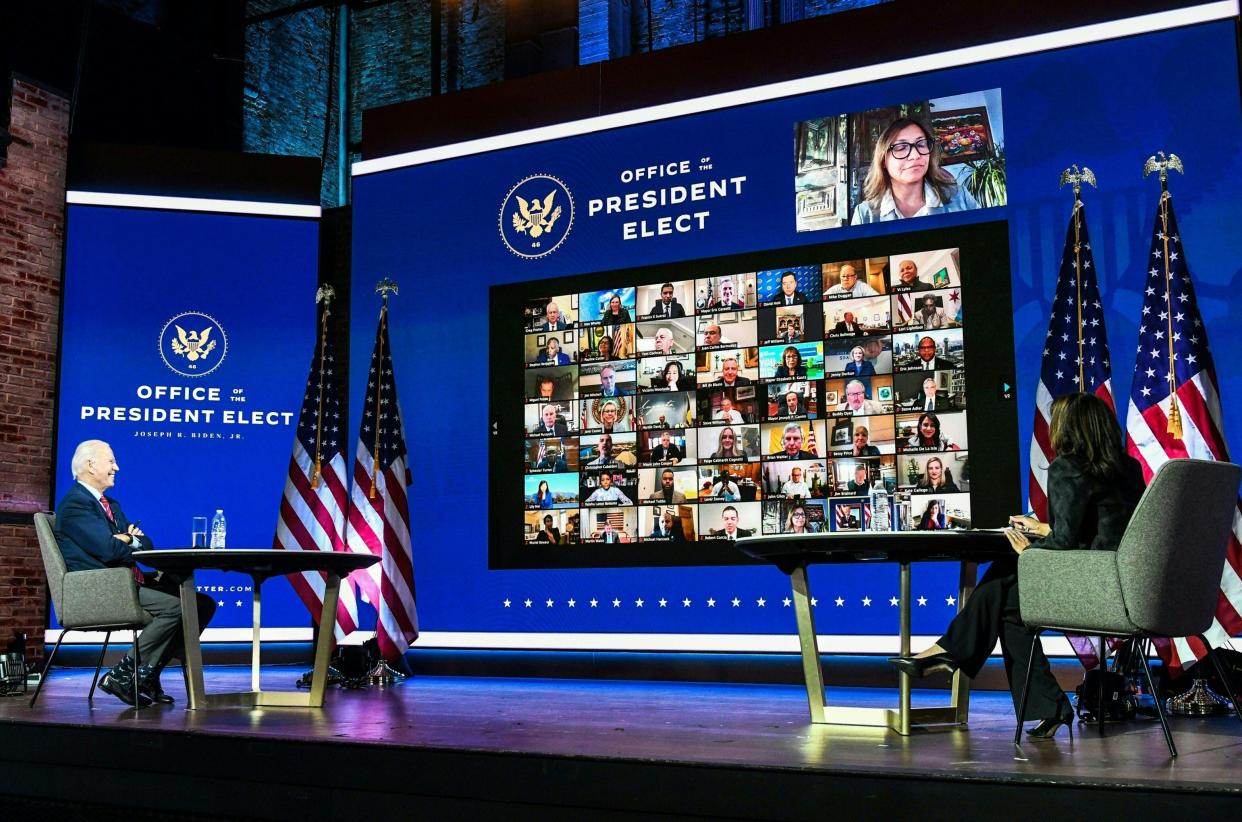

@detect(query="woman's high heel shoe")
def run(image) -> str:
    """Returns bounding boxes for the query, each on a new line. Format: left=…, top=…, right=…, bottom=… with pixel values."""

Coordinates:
left=1026, top=701, right=1075, bottom=739
left=888, top=653, right=958, bottom=679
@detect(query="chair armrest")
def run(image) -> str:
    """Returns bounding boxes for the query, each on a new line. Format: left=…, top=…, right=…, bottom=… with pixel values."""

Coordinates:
left=60, top=568, right=149, bottom=628
left=1017, top=548, right=1136, bottom=635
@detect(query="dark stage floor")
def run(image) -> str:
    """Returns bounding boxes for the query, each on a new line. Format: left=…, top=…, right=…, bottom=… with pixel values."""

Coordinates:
left=2, top=666, right=1240, bottom=819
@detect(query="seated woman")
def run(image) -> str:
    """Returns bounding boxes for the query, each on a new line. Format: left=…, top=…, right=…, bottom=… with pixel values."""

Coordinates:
left=889, top=393, right=1145, bottom=739
left=912, top=456, right=959, bottom=493
left=533, top=515, right=561, bottom=543
left=843, top=345, right=876, bottom=377
left=850, top=117, right=979, bottom=224
left=774, top=346, right=807, bottom=378
left=784, top=504, right=818, bottom=534
left=906, top=412, right=959, bottom=451
left=915, top=500, right=943, bottom=530
left=657, top=360, right=693, bottom=391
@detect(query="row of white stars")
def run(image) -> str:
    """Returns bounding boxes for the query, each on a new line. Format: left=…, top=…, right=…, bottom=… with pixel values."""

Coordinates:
left=502, top=595, right=958, bottom=608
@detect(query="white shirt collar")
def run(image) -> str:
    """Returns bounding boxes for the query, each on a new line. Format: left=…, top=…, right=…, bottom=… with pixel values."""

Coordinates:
left=878, top=182, right=943, bottom=220
left=77, top=480, right=104, bottom=502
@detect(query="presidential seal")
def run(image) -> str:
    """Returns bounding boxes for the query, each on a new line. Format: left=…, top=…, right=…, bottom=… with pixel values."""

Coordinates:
left=159, top=311, right=227, bottom=378
left=499, top=174, right=574, bottom=259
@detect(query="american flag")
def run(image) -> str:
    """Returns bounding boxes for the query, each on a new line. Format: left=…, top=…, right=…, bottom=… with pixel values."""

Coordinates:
left=273, top=293, right=359, bottom=641
left=345, top=299, right=419, bottom=662
left=1028, top=199, right=1114, bottom=522
left=1125, top=191, right=1242, bottom=676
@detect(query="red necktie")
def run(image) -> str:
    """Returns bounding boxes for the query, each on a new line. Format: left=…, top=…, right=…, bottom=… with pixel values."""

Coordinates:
left=102, top=496, right=145, bottom=584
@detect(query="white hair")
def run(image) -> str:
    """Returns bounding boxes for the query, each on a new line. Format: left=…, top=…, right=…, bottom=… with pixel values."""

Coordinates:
left=71, top=439, right=110, bottom=479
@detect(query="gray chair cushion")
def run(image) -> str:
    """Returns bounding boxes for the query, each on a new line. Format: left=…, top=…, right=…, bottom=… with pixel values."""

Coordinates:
left=34, top=510, right=150, bottom=631
left=1019, top=548, right=1136, bottom=634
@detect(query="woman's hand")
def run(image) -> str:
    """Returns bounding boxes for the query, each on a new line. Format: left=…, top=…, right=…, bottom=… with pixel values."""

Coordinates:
left=1003, top=527, right=1032, bottom=553
left=1008, top=515, right=1049, bottom=537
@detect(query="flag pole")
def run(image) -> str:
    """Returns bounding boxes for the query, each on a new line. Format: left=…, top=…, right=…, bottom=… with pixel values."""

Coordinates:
left=1143, top=151, right=1185, bottom=439
left=1058, top=165, right=1096, bottom=392
left=310, top=285, right=334, bottom=488
left=371, top=279, right=399, bottom=498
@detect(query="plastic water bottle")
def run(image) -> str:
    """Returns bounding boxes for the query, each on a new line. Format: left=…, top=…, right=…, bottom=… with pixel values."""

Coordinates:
left=209, top=509, right=227, bottom=549
left=868, top=486, right=892, bottom=532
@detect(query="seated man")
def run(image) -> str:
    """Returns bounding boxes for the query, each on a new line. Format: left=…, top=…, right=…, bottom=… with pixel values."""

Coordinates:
left=54, top=440, right=215, bottom=707
left=835, top=380, right=886, bottom=415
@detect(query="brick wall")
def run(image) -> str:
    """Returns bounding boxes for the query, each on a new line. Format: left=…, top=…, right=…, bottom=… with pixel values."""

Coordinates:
left=0, top=77, right=71, bottom=660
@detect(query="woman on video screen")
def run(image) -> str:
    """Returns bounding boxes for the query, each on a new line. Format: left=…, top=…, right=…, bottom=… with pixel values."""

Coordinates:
left=851, top=118, right=978, bottom=224
left=843, top=345, right=876, bottom=377
left=710, top=427, right=747, bottom=459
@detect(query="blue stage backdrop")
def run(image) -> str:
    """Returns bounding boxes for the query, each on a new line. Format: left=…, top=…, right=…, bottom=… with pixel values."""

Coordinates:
left=351, top=17, right=1241, bottom=650
left=55, top=202, right=319, bottom=636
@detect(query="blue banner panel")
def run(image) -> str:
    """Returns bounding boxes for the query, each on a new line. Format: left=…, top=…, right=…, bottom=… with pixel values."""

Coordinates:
left=350, top=20, right=1242, bottom=641
left=56, top=205, right=319, bottom=631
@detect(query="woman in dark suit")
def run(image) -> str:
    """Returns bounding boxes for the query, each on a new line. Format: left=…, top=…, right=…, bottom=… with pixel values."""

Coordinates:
left=774, top=346, right=807, bottom=378
left=890, top=393, right=1145, bottom=739
left=604, top=294, right=632, bottom=324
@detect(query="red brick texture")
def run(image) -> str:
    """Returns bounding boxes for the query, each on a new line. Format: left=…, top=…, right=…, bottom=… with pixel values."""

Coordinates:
left=0, top=77, right=70, bottom=659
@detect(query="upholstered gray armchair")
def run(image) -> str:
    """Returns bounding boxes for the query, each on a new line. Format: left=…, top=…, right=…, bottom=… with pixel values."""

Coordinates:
left=1016, top=458, right=1242, bottom=757
left=28, top=512, right=152, bottom=707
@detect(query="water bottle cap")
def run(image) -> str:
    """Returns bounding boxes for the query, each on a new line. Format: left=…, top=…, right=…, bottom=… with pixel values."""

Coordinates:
left=216, top=508, right=223, bottom=513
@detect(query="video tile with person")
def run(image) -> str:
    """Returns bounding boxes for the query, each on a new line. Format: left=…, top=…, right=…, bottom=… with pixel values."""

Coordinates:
left=761, top=419, right=826, bottom=461
left=635, top=390, right=697, bottom=429
left=525, top=400, right=579, bottom=437
left=888, top=248, right=962, bottom=292
left=580, top=288, right=637, bottom=325
left=828, top=498, right=869, bottom=532
left=637, top=428, right=696, bottom=465
left=579, top=395, right=633, bottom=434
left=759, top=341, right=824, bottom=381
left=697, top=386, right=760, bottom=425
left=580, top=432, right=637, bottom=468
left=824, top=295, right=891, bottom=337
left=823, top=375, right=895, bottom=418
left=696, top=310, right=758, bottom=349
left=823, top=334, right=892, bottom=378
left=636, top=317, right=696, bottom=356
left=696, top=272, right=757, bottom=312
left=827, top=455, right=898, bottom=496
left=580, top=324, right=635, bottom=361
left=899, top=452, right=969, bottom=494
left=822, top=259, right=888, bottom=300
left=825, top=415, right=896, bottom=456
left=698, top=423, right=760, bottom=463
left=638, top=280, right=696, bottom=319
left=581, top=507, right=638, bottom=543
left=893, top=370, right=965, bottom=412
left=526, top=294, right=578, bottom=331
left=896, top=492, right=972, bottom=531
left=698, top=501, right=762, bottom=540
left=895, top=410, right=967, bottom=453
left=893, top=288, right=962, bottom=330
left=892, top=328, right=964, bottom=372
left=696, top=347, right=759, bottom=387
left=579, top=360, right=636, bottom=397
left=764, top=459, right=827, bottom=499
left=525, top=329, right=578, bottom=366
left=637, top=353, right=696, bottom=391
left=524, top=509, right=580, bottom=545
left=524, top=473, right=580, bottom=510
left=638, top=465, right=699, bottom=503
left=639, top=504, right=697, bottom=542
left=762, top=498, right=829, bottom=534
left=758, top=303, right=825, bottom=345
left=696, top=462, right=763, bottom=503
left=525, top=436, right=580, bottom=474
left=580, top=467, right=638, bottom=507
left=757, top=265, right=823, bottom=306
left=765, top=380, right=819, bottom=420
left=525, top=365, right=578, bottom=401
left=793, top=89, right=1004, bottom=233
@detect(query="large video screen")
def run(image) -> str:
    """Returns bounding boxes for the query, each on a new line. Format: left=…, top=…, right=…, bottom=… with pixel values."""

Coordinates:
left=492, top=221, right=1016, bottom=568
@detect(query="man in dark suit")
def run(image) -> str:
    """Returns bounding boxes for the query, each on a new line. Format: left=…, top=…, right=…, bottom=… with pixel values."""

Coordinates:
left=648, top=283, right=686, bottom=318
left=54, top=440, right=215, bottom=707
left=773, top=271, right=808, bottom=306
left=649, top=431, right=684, bottom=463
left=714, top=505, right=754, bottom=541
left=908, top=377, right=947, bottom=412
left=912, top=336, right=956, bottom=371
left=533, top=404, right=570, bottom=436
left=832, top=312, right=864, bottom=335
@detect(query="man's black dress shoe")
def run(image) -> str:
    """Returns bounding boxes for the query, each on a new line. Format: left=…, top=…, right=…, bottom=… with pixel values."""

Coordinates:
left=888, top=653, right=958, bottom=679
left=1026, top=701, right=1075, bottom=739
left=99, top=658, right=153, bottom=708
left=138, top=664, right=174, bottom=705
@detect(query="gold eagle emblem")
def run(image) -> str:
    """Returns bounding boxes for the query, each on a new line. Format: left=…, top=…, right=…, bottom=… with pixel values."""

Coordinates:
left=170, top=325, right=217, bottom=362
left=511, top=191, right=562, bottom=239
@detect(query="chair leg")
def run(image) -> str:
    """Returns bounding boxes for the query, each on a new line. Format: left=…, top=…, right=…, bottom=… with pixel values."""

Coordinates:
left=133, top=638, right=142, bottom=710
left=29, top=631, right=67, bottom=708
left=1013, top=632, right=1039, bottom=744
left=1096, top=636, right=1107, bottom=735
left=1196, top=634, right=1242, bottom=723
left=87, top=631, right=112, bottom=703
left=1137, top=642, right=1177, bottom=758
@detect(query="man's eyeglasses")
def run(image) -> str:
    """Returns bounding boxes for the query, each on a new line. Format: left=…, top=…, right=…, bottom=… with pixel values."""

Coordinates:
left=887, top=138, right=932, bottom=159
